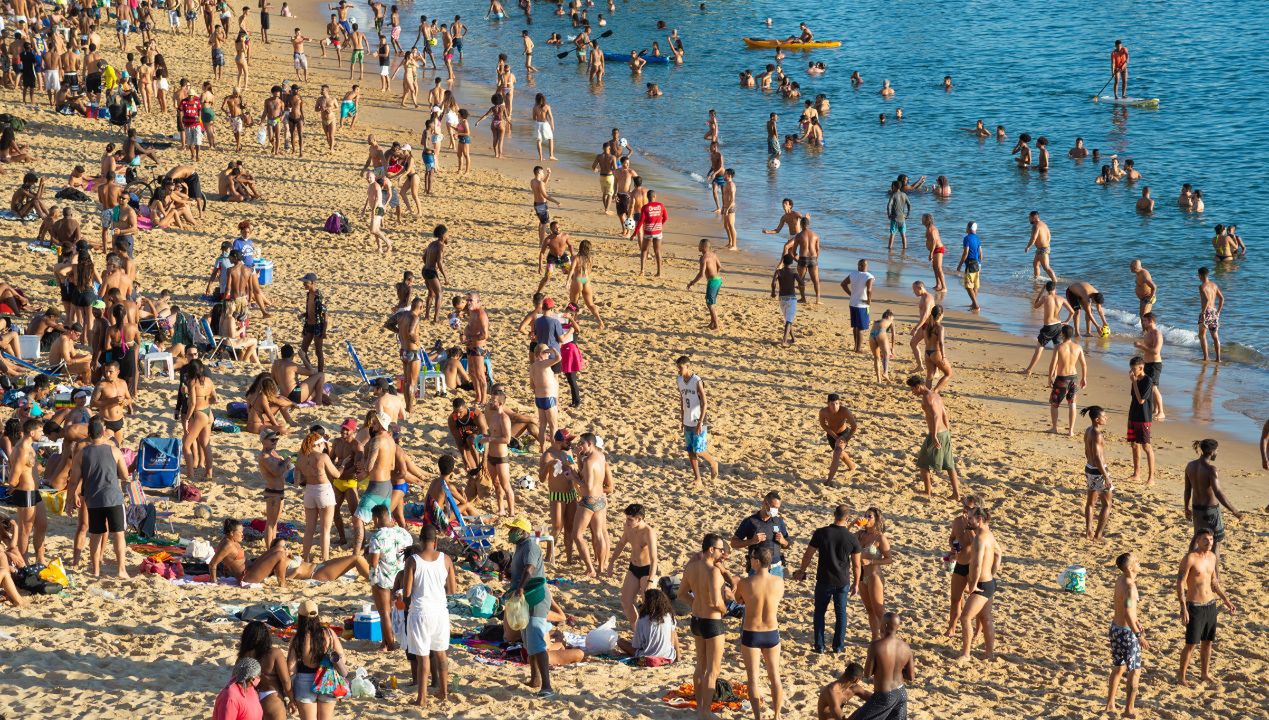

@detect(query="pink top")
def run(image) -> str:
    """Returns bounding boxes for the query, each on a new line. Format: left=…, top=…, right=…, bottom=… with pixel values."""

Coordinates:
left=212, top=681, right=263, bottom=720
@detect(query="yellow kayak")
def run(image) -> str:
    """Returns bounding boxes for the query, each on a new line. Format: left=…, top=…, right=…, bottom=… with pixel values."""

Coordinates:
left=743, top=37, right=842, bottom=49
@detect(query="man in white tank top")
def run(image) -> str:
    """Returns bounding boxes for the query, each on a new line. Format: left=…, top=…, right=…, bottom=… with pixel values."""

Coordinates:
left=675, top=355, right=718, bottom=487
left=402, top=525, right=456, bottom=708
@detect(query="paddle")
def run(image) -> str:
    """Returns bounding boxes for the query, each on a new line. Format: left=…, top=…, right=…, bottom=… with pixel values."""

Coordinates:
left=556, top=29, right=612, bottom=58
left=1093, top=74, right=1113, bottom=100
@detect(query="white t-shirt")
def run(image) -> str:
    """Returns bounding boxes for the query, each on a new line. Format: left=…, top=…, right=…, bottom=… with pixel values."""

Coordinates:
left=846, top=271, right=874, bottom=307
left=677, top=374, right=702, bottom=426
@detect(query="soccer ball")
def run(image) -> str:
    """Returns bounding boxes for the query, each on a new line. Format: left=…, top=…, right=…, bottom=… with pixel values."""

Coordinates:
left=624, top=217, right=636, bottom=230
left=618, top=137, right=629, bottom=148
left=769, top=157, right=781, bottom=169
left=1100, top=325, right=1111, bottom=338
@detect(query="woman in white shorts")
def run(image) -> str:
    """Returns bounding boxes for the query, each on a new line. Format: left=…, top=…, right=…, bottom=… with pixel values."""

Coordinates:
left=296, top=430, right=339, bottom=563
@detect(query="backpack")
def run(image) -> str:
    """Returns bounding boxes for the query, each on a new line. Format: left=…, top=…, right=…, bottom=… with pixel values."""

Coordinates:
left=324, top=212, right=348, bottom=233
left=178, top=481, right=204, bottom=502
left=0, top=113, right=26, bottom=133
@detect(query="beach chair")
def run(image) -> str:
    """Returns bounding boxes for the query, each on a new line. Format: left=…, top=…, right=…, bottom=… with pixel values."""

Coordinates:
left=417, top=350, right=447, bottom=399
left=199, top=316, right=239, bottom=360
left=345, top=341, right=392, bottom=387
left=137, top=436, right=182, bottom=489
left=442, top=481, right=495, bottom=553
left=1, top=351, right=66, bottom=378
left=458, top=353, right=496, bottom=386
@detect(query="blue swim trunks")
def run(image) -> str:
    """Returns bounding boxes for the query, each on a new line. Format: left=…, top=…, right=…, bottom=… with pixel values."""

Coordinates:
left=849, top=305, right=870, bottom=330
left=684, top=425, right=708, bottom=453
left=535, top=396, right=557, bottom=410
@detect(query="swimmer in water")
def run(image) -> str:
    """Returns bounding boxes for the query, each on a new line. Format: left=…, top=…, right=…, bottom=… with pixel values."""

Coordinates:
left=646, top=82, right=662, bottom=98
left=943, top=75, right=953, bottom=90
left=850, top=70, right=863, bottom=87
left=962, top=119, right=989, bottom=138
left=1068, top=137, right=1089, bottom=159
left=895, top=108, right=904, bottom=120
left=879, top=79, right=894, bottom=97
left=995, top=125, right=1006, bottom=140
left=1135, top=187, right=1154, bottom=213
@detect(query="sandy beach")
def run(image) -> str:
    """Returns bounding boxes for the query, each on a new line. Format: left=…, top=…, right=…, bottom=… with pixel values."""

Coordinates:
left=0, top=9, right=1265, bottom=720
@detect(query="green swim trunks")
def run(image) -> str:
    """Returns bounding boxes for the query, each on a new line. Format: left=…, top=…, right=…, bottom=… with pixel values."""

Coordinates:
left=705, top=276, right=723, bottom=306
left=351, top=49, right=365, bottom=64
left=917, top=430, right=956, bottom=472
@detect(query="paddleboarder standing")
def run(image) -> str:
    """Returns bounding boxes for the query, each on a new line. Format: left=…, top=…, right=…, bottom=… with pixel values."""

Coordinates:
left=1110, top=40, right=1129, bottom=99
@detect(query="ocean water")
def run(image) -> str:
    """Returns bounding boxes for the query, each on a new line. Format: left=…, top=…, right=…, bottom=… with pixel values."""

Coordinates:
left=368, top=0, right=1269, bottom=430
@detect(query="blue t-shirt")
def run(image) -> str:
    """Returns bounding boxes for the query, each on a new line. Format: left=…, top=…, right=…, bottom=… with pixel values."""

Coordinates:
left=963, top=233, right=982, bottom=263
left=734, top=511, right=792, bottom=566
left=232, top=237, right=256, bottom=267
left=532, top=314, right=565, bottom=353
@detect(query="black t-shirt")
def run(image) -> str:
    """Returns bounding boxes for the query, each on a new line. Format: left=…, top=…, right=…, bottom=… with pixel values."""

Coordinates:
left=1128, top=375, right=1154, bottom=422
left=808, top=524, right=861, bottom=589
left=734, top=511, right=791, bottom=566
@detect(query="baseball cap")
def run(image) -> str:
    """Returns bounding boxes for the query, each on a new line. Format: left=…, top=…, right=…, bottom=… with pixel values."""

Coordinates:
left=340, top=418, right=358, bottom=431
left=968, top=222, right=978, bottom=233
left=542, top=297, right=555, bottom=309
left=297, top=599, right=320, bottom=617
left=553, top=428, right=574, bottom=443
left=374, top=410, right=393, bottom=429
left=503, top=517, right=532, bottom=534
left=300, top=272, right=319, bottom=283
left=259, top=428, right=280, bottom=441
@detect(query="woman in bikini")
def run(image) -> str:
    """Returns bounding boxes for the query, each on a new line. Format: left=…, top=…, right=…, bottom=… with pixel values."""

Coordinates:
left=475, top=93, right=509, bottom=159
left=296, top=429, right=339, bottom=562
left=923, top=305, right=953, bottom=393
left=208, top=520, right=290, bottom=585
left=181, top=359, right=216, bottom=481
left=218, top=306, right=260, bottom=363
left=923, top=213, right=947, bottom=292
left=856, top=507, right=892, bottom=639
left=245, top=372, right=294, bottom=434
left=566, top=240, right=605, bottom=330
left=237, top=620, right=292, bottom=720
left=234, top=31, right=250, bottom=90
left=399, top=47, right=420, bottom=107
left=868, top=309, right=896, bottom=383
left=454, top=108, right=473, bottom=175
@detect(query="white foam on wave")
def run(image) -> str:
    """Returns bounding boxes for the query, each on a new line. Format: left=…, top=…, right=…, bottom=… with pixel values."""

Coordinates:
left=687, top=172, right=707, bottom=184
left=1104, top=308, right=1199, bottom=348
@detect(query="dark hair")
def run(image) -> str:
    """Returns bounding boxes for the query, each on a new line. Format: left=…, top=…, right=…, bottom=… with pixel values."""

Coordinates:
left=87, top=417, right=105, bottom=440
left=237, top=620, right=274, bottom=662
left=371, top=504, right=390, bottom=521
left=1044, top=280, right=1055, bottom=292
left=638, top=588, right=673, bottom=622
left=1193, top=439, right=1218, bottom=457
left=438, top=454, right=455, bottom=475
left=833, top=504, right=850, bottom=522
left=843, top=661, right=865, bottom=680
left=1080, top=405, right=1104, bottom=421
left=419, top=524, right=438, bottom=545
left=701, top=532, right=723, bottom=552
left=906, top=376, right=925, bottom=388
left=222, top=518, right=242, bottom=536
left=289, top=613, right=331, bottom=666
left=624, top=503, right=644, bottom=519
left=752, top=545, right=773, bottom=568
left=763, top=490, right=781, bottom=503
left=1115, top=553, right=1132, bottom=572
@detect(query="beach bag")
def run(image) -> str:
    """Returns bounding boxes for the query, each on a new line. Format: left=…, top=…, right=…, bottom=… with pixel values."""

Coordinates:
left=467, top=583, right=499, bottom=618
left=178, top=481, right=203, bottom=502
left=38, top=558, right=70, bottom=587
left=324, top=212, right=350, bottom=234
left=1058, top=565, right=1086, bottom=594
left=140, top=553, right=183, bottom=579
left=584, top=616, right=618, bottom=655
left=255, top=126, right=268, bottom=145
left=504, top=592, right=529, bottom=631
left=714, top=678, right=740, bottom=703
left=0, top=113, right=26, bottom=132
left=187, top=537, right=215, bottom=563
left=313, top=653, right=350, bottom=698
left=226, top=401, right=249, bottom=420
left=348, top=667, right=376, bottom=699
left=55, top=187, right=92, bottom=202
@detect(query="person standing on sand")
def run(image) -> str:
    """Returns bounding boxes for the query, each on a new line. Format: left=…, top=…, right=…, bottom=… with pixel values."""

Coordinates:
left=571, top=432, right=611, bottom=578
left=885, top=180, right=910, bottom=251
left=65, top=417, right=131, bottom=579
left=1081, top=406, right=1114, bottom=541
left=676, top=355, right=719, bottom=487
left=1022, top=281, right=1075, bottom=376
left=421, top=225, right=448, bottom=322
left=464, top=292, right=490, bottom=404
left=956, top=507, right=999, bottom=663
left=1133, top=312, right=1166, bottom=420
left=680, top=533, right=728, bottom=720
left=818, top=394, right=858, bottom=487
left=793, top=505, right=862, bottom=654
left=530, top=166, right=560, bottom=247
left=1129, top=259, right=1155, bottom=318
left=1183, top=439, right=1242, bottom=555
left=1196, top=267, right=1224, bottom=363
left=1125, top=356, right=1155, bottom=486
left=944, top=495, right=979, bottom=636
left=1047, top=326, right=1087, bottom=435
left=923, top=214, right=947, bottom=291
left=606, top=503, right=659, bottom=628
left=1106, top=552, right=1149, bottom=717
left=299, top=272, right=327, bottom=373
left=842, top=259, right=875, bottom=353
left=720, top=169, right=738, bottom=250
left=956, top=221, right=984, bottom=311
left=529, top=344, right=561, bottom=447
left=687, top=238, right=724, bottom=330
left=908, top=281, right=936, bottom=371
left=851, top=612, right=914, bottom=719
left=772, top=255, right=805, bottom=347
left=908, top=375, right=961, bottom=500
left=402, top=525, right=456, bottom=708
left=1024, top=211, right=1056, bottom=282
left=505, top=517, right=555, bottom=697
left=592, top=143, right=618, bottom=214
left=531, top=93, right=555, bottom=160
left=634, top=190, right=668, bottom=277
left=1176, top=529, right=1236, bottom=687
left=735, top=545, right=785, bottom=720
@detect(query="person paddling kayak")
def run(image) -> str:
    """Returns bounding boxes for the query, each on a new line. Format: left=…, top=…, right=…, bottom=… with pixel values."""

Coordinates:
left=784, top=23, right=813, bottom=44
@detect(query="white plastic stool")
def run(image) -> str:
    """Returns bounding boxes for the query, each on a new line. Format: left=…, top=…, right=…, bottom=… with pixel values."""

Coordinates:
left=257, top=327, right=278, bottom=363
left=142, top=351, right=175, bottom=380
left=534, top=526, right=557, bottom=564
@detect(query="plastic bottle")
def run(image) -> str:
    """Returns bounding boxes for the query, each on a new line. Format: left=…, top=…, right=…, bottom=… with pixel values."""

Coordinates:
left=390, top=675, right=397, bottom=690
left=88, top=587, right=117, bottom=601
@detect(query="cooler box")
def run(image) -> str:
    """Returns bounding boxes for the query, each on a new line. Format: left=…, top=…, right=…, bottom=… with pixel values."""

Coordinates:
left=353, top=611, right=383, bottom=641
left=255, top=259, right=274, bottom=285
left=137, top=437, right=182, bottom=488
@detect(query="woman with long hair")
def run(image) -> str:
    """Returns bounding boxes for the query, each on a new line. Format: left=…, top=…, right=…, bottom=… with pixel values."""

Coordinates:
left=245, top=372, right=293, bottom=434
left=181, top=358, right=217, bottom=480
left=237, top=620, right=293, bottom=719
left=296, top=429, right=339, bottom=562
left=287, top=600, right=347, bottom=719
left=856, top=507, right=893, bottom=639
left=72, top=250, right=100, bottom=334
left=868, top=309, right=896, bottom=383
left=566, top=240, right=605, bottom=330
left=617, top=588, right=679, bottom=661
left=559, top=303, right=585, bottom=407
left=923, top=305, right=953, bottom=392
left=208, top=520, right=290, bottom=584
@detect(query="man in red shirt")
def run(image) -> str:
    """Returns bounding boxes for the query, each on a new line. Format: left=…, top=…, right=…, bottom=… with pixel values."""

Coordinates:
left=179, top=92, right=204, bottom=161
left=212, top=658, right=264, bottom=720
left=633, top=189, right=667, bottom=277
left=1110, top=40, right=1129, bottom=99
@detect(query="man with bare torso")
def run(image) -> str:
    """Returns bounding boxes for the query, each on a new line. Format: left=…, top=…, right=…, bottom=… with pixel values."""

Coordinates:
left=537, top=220, right=573, bottom=293
left=818, top=393, right=858, bottom=487
left=1022, top=281, right=1074, bottom=375
left=538, top=428, right=578, bottom=564
left=908, top=281, right=936, bottom=370
left=680, top=533, right=728, bottom=720
left=687, top=238, right=724, bottom=330
left=571, top=432, right=611, bottom=578
left=90, top=361, right=132, bottom=445
left=1196, top=267, right=1224, bottom=363
left=614, top=158, right=639, bottom=237
left=396, top=298, right=424, bottom=413
left=1047, top=326, right=1087, bottom=436
left=1176, top=529, right=1236, bottom=686
left=735, top=545, right=784, bottom=720
left=1024, top=211, right=1056, bottom=282
left=419, top=224, right=448, bottom=323
left=1129, top=259, right=1156, bottom=318
left=850, top=612, right=914, bottom=720
left=8, top=419, right=49, bottom=566
left=908, top=376, right=961, bottom=500
left=1183, top=439, right=1242, bottom=557
left=591, top=144, right=617, bottom=213
left=352, top=411, right=396, bottom=554
left=955, top=507, right=1000, bottom=663
left=1133, top=312, right=1165, bottom=421
left=1106, top=552, right=1149, bottom=717
left=606, top=503, right=658, bottom=628
left=463, top=292, right=489, bottom=404
left=530, top=166, right=560, bottom=245
left=763, top=199, right=800, bottom=240
left=483, top=385, right=516, bottom=516
left=1064, top=281, right=1108, bottom=338
left=272, top=343, right=328, bottom=406
left=529, top=344, right=561, bottom=447
left=788, top=214, right=821, bottom=303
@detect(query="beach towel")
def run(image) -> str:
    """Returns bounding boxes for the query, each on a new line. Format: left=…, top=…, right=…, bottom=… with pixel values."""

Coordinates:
left=0, top=209, right=39, bottom=222
left=660, top=681, right=749, bottom=712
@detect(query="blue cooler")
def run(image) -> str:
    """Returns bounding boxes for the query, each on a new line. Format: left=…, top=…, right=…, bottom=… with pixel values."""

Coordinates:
left=353, top=610, right=383, bottom=641
left=255, top=258, right=274, bottom=285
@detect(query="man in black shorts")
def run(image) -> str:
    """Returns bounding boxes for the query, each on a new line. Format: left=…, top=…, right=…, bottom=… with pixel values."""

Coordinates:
left=66, top=417, right=131, bottom=579
left=680, top=533, right=728, bottom=717
left=300, top=272, right=327, bottom=372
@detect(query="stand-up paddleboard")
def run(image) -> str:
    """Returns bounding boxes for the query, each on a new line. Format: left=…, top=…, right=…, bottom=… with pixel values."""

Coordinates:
left=604, top=52, right=669, bottom=64
left=743, top=37, right=842, bottom=49
left=1095, top=96, right=1160, bottom=108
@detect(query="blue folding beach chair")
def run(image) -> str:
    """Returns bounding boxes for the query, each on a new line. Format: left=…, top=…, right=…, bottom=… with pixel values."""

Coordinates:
left=442, top=481, right=495, bottom=553
left=1, top=351, right=66, bottom=378
left=137, top=436, right=182, bottom=489
left=200, top=317, right=239, bottom=360
left=345, top=341, right=392, bottom=387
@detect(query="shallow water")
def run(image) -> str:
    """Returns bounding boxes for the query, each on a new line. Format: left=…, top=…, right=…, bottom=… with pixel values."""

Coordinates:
left=363, top=0, right=1269, bottom=430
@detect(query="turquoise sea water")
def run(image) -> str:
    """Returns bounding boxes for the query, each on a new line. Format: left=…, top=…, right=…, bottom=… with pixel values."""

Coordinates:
left=351, top=0, right=1268, bottom=431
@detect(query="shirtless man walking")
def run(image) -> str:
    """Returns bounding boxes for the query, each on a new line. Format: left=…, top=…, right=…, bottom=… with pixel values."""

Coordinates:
left=908, top=281, right=936, bottom=370
left=463, top=292, right=489, bottom=404
left=1082, top=406, right=1113, bottom=541
left=818, top=393, right=858, bottom=487
left=530, top=166, right=560, bottom=246
left=1176, top=529, right=1236, bottom=686
left=483, top=386, right=516, bottom=516
left=396, top=298, right=424, bottom=413
left=791, top=214, right=822, bottom=303
left=421, top=225, right=448, bottom=323
left=908, top=376, right=961, bottom=500
left=686, top=238, right=724, bottom=330
left=8, top=419, right=49, bottom=566
left=1134, top=312, right=1165, bottom=420
left=1183, top=439, right=1242, bottom=556
left=591, top=144, right=617, bottom=214
left=606, top=503, right=658, bottom=628
left=1106, top=552, right=1149, bottom=717
left=680, top=533, right=728, bottom=720
left=1022, top=281, right=1074, bottom=375
left=1047, top=326, right=1087, bottom=436
left=850, top=612, right=915, bottom=720
left=571, top=432, right=611, bottom=578
left=735, top=545, right=784, bottom=720
left=1129, top=259, right=1156, bottom=318
left=1196, top=267, right=1224, bottom=362
left=1024, top=211, right=1056, bottom=282
left=956, top=507, right=1000, bottom=663
left=529, top=344, right=561, bottom=447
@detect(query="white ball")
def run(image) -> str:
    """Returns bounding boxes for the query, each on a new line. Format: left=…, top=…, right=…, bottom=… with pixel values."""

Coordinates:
left=768, top=157, right=781, bottom=169
left=618, top=137, right=629, bottom=148
left=624, top=217, right=636, bottom=230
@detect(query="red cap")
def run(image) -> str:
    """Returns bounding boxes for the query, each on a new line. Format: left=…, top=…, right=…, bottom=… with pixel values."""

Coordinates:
left=542, top=297, right=556, bottom=309
left=340, top=418, right=357, bottom=431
